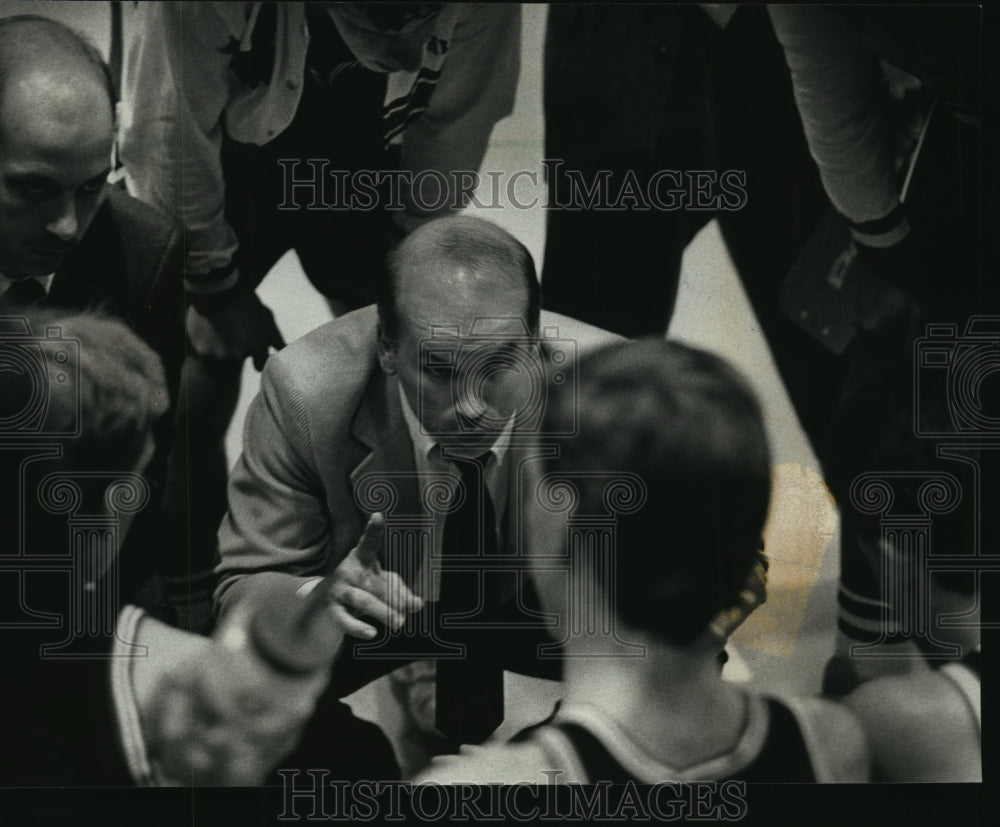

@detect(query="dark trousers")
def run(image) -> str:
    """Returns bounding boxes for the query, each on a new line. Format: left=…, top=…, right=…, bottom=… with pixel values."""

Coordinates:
left=543, top=5, right=842, bottom=457
left=541, top=4, right=718, bottom=337
left=542, top=5, right=985, bottom=676
left=221, top=10, right=393, bottom=305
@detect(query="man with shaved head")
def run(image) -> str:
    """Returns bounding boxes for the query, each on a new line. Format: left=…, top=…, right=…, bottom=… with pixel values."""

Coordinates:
left=0, top=15, right=179, bottom=348
left=0, top=15, right=114, bottom=281
left=0, top=15, right=186, bottom=614
left=215, top=215, right=617, bottom=772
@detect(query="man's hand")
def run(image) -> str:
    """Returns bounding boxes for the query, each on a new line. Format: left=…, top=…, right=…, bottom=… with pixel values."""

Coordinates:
left=145, top=640, right=317, bottom=786
left=135, top=611, right=326, bottom=787
left=328, top=512, right=424, bottom=638
left=186, top=276, right=286, bottom=370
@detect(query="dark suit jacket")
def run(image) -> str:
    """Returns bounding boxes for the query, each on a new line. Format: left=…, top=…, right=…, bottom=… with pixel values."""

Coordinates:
left=43, top=186, right=184, bottom=598
left=0, top=193, right=182, bottom=787
left=48, top=186, right=185, bottom=400
left=0, top=622, right=133, bottom=787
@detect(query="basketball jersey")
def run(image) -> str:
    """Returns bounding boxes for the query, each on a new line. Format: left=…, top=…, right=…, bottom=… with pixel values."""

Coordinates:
left=512, top=696, right=854, bottom=783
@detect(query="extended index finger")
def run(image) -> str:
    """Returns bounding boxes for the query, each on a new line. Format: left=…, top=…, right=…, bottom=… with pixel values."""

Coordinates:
left=355, top=512, right=386, bottom=570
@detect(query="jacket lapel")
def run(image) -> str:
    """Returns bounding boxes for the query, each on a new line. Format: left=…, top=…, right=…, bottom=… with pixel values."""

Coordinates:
left=349, top=372, right=419, bottom=503
left=348, top=372, right=425, bottom=583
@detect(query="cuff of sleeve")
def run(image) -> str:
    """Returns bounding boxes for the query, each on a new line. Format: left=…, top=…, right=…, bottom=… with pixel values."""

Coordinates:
left=111, top=604, right=161, bottom=786
left=184, top=260, right=240, bottom=299
left=296, top=576, right=325, bottom=597
left=849, top=205, right=911, bottom=249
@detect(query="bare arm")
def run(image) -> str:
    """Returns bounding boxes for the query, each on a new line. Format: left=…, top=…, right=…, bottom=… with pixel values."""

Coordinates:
left=844, top=671, right=981, bottom=782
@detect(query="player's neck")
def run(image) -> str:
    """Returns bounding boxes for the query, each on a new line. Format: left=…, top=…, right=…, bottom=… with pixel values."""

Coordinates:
left=562, top=632, right=747, bottom=768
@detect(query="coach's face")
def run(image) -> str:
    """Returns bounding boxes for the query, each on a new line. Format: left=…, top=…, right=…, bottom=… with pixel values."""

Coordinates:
left=379, top=256, right=534, bottom=451
left=0, top=69, right=112, bottom=279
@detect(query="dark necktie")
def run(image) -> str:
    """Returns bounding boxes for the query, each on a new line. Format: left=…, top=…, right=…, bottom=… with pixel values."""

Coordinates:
left=4, top=278, right=47, bottom=306
left=435, top=455, right=505, bottom=744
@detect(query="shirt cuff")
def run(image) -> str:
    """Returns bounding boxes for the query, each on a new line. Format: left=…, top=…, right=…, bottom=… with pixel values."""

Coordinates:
left=185, top=259, right=240, bottom=298
left=111, top=604, right=160, bottom=786
left=849, top=205, right=911, bottom=249
left=296, top=576, right=325, bottom=597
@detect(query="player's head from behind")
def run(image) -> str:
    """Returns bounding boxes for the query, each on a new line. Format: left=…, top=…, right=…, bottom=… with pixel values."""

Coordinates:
left=529, top=339, right=772, bottom=648
left=35, top=306, right=166, bottom=472
left=0, top=306, right=168, bottom=581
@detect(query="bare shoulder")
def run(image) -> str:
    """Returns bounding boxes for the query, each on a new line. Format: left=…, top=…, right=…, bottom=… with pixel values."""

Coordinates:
left=844, top=672, right=981, bottom=782
left=844, top=670, right=958, bottom=737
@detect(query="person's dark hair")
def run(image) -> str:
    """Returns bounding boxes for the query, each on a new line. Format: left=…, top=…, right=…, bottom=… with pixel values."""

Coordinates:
left=376, top=216, right=541, bottom=344
left=0, top=306, right=171, bottom=621
left=0, top=15, right=117, bottom=120
left=0, top=305, right=168, bottom=474
left=540, top=339, right=772, bottom=646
